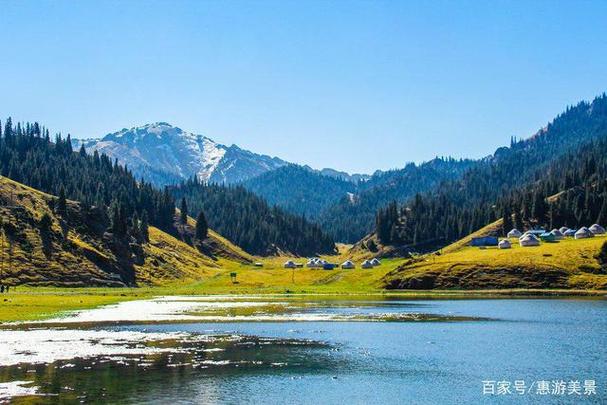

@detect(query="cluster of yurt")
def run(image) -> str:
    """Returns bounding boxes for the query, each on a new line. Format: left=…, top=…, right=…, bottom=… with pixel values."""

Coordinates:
left=297, top=257, right=381, bottom=270
left=306, top=258, right=328, bottom=268
left=360, top=258, right=381, bottom=269
left=502, top=224, right=605, bottom=248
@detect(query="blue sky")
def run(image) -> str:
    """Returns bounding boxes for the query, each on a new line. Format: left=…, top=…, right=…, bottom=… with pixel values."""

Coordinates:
left=1, top=0, right=606, bottom=174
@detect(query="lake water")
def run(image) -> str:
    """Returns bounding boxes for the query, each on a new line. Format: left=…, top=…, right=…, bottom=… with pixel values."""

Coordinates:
left=1, top=297, right=606, bottom=404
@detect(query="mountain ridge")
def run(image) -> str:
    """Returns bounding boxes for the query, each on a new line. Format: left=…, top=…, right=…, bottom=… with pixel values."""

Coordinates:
left=73, top=122, right=289, bottom=185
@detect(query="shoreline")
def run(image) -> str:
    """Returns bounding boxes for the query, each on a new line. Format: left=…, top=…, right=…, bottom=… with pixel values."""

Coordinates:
left=1, top=287, right=605, bottom=324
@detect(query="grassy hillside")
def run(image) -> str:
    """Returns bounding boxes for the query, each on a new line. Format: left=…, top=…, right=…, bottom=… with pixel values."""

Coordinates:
left=383, top=232, right=607, bottom=290
left=0, top=176, right=251, bottom=287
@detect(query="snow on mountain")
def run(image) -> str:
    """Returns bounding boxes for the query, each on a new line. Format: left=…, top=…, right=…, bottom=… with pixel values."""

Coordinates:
left=73, top=123, right=287, bottom=185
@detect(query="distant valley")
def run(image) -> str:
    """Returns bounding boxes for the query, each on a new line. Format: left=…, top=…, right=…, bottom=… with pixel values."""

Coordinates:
left=72, top=123, right=475, bottom=243
left=2, top=93, right=607, bottom=290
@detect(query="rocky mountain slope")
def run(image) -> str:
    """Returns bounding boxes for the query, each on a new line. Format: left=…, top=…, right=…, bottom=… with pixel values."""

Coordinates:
left=74, top=122, right=288, bottom=185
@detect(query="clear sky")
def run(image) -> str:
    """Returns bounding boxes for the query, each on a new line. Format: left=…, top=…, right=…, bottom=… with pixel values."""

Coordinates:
left=1, top=1, right=606, bottom=174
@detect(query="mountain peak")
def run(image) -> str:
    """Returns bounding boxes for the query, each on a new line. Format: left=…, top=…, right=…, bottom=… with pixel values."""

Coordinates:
left=74, top=123, right=288, bottom=185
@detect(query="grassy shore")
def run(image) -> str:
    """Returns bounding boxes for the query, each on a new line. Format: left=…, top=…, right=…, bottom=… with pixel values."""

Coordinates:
left=384, top=234, right=607, bottom=289
left=2, top=284, right=605, bottom=324
left=2, top=235, right=607, bottom=324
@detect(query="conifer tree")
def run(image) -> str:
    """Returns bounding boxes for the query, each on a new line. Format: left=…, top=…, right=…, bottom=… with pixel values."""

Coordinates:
left=195, top=210, right=208, bottom=240
left=502, top=205, right=513, bottom=235
left=57, top=186, right=67, bottom=216
left=180, top=197, right=188, bottom=224
left=140, top=210, right=150, bottom=242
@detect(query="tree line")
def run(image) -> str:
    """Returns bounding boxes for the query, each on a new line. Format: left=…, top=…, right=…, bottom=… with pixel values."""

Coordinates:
left=375, top=94, right=607, bottom=247
left=170, top=177, right=336, bottom=256
left=0, top=117, right=175, bottom=242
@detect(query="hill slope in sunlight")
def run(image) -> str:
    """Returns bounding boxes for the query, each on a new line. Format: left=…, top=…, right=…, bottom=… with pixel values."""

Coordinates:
left=0, top=176, right=251, bottom=287
left=382, top=223, right=607, bottom=290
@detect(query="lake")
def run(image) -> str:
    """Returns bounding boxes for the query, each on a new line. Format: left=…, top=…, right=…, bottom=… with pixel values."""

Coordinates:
left=1, top=297, right=606, bottom=404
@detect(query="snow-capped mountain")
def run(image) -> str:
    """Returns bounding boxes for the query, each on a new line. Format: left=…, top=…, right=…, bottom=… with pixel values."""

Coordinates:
left=73, top=123, right=288, bottom=185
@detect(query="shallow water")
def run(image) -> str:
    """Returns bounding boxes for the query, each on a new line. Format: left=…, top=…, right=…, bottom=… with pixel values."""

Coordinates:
left=1, top=297, right=606, bottom=403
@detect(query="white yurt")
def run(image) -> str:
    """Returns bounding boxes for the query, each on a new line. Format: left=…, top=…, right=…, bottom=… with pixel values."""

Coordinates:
left=507, top=229, right=522, bottom=238
left=559, top=226, right=569, bottom=234
left=361, top=260, right=373, bottom=269
left=284, top=260, right=296, bottom=268
left=589, top=224, right=606, bottom=235
left=498, top=239, right=512, bottom=249
left=341, top=260, right=355, bottom=269
left=519, top=234, right=540, bottom=247
left=370, top=258, right=381, bottom=266
left=575, top=227, right=594, bottom=239
left=550, top=229, right=564, bottom=240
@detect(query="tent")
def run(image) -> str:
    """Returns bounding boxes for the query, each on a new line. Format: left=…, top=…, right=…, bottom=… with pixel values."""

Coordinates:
left=498, top=239, right=511, bottom=249
left=550, top=229, right=564, bottom=240
left=540, top=232, right=557, bottom=242
left=470, top=236, right=499, bottom=247
left=370, top=258, right=381, bottom=266
left=307, top=258, right=321, bottom=268
left=341, top=260, right=355, bottom=269
left=589, top=224, right=606, bottom=235
left=361, top=260, right=373, bottom=269
left=559, top=226, right=570, bottom=234
left=563, top=229, right=577, bottom=237
left=507, top=229, right=522, bottom=238
left=519, top=234, right=540, bottom=247
left=527, top=229, right=546, bottom=236
left=283, top=260, right=296, bottom=269
left=575, top=227, right=594, bottom=239
left=323, top=263, right=336, bottom=270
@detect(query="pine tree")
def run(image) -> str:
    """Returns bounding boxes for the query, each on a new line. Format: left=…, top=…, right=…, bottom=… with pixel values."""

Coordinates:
left=180, top=197, right=188, bottom=224
left=195, top=210, right=208, bottom=240
left=131, top=212, right=140, bottom=240
left=502, top=205, right=513, bottom=235
left=531, top=191, right=547, bottom=224
left=140, top=210, right=150, bottom=242
left=39, top=213, right=53, bottom=233
left=57, top=186, right=67, bottom=216
left=110, top=201, right=127, bottom=237
left=597, top=198, right=607, bottom=225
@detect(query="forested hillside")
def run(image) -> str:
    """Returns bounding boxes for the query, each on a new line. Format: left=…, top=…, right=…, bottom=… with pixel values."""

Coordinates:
left=170, top=177, right=336, bottom=256
left=374, top=94, right=607, bottom=249
left=318, top=157, right=476, bottom=243
left=0, top=175, right=253, bottom=286
left=242, top=164, right=356, bottom=218
left=0, top=118, right=175, bottom=236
